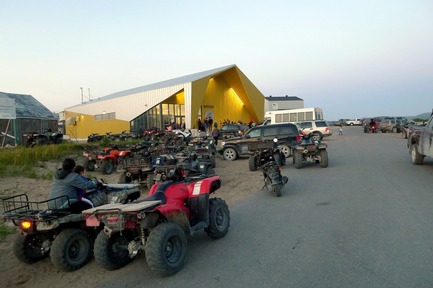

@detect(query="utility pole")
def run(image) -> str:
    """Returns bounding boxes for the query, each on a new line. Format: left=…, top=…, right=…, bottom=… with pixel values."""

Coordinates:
left=80, top=87, right=84, bottom=104
left=88, top=88, right=91, bottom=101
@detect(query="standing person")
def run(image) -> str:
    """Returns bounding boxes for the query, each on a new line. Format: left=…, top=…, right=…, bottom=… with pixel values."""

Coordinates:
left=48, top=158, right=97, bottom=212
left=212, top=125, right=220, bottom=145
left=73, top=165, right=94, bottom=208
left=208, top=117, right=213, bottom=133
left=338, top=124, right=343, bottom=135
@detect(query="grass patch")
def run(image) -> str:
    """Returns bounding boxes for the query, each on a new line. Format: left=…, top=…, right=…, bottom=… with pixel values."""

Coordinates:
left=0, top=222, right=14, bottom=240
left=0, top=143, right=86, bottom=178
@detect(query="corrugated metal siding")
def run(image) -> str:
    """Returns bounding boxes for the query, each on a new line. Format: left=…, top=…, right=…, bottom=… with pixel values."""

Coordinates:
left=66, top=84, right=186, bottom=121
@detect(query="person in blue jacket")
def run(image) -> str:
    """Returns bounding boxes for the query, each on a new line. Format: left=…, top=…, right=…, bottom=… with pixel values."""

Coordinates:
left=48, top=158, right=97, bottom=212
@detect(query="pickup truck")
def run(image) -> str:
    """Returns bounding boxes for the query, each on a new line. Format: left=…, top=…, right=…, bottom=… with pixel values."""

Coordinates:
left=407, top=111, right=433, bottom=164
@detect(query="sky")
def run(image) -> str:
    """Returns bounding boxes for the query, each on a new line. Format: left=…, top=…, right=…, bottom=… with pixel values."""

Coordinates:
left=1, top=0, right=433, bottom=120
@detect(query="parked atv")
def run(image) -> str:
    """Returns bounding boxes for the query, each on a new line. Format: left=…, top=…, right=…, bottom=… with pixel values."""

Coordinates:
left=97, top=145, right=131, bottom=175
left=0, top=182, right=141, bottom=272
left=247, top=139, right=285, bottom=171
left=24, top=130, right=63, bottom=147
left=259, top=148, right=288, bottom=197
left=189, top=138, right=217, bottom=168
left=83, top=171, right=229, bottom=276
left=118, top=152, right=155, bottom=189
left=293, top=130, right=329, bottom=169
left=82, top=149, right=99, bottom=171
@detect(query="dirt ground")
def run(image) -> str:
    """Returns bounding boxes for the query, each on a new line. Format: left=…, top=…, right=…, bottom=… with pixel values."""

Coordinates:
left=0, top=155, right=263, bottom=288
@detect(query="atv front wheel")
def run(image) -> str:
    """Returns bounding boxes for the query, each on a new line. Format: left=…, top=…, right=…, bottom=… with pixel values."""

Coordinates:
left=248, top=155, right=257, bottom=171
left=13, top=233, right=50, bottom=264
left=273, top=153, right=282, bottom=167
left=50, top=228, right=91, bottom=271
left=273, top=185, right=282, bottom=197
left=206, top=198, right=230, bottom=239
left=94, top=230, right=133, bottom=270
left=145, top=222, right=187, bottom=276
left=101, top=160, right=114, bottom=175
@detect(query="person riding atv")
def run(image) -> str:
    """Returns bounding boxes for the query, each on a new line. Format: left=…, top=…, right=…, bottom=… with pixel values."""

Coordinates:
left=369, top=119, right=376, bottom=128
left=48, top=158, right=99, bottom=212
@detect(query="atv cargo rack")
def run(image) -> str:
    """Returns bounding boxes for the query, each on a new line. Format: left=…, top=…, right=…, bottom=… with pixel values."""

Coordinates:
left=1, top=194, right=72, bottom=221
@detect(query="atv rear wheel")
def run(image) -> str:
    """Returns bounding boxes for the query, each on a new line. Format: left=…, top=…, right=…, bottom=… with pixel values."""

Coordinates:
left=13, top=233, right=50, bottom=264
left=94, top=230, right=133, bottom=270
left=50, top=228, right=91, bottom=271
left=248, top=155, right=257, bottom=171
left=206, top=198, right=230, bottom=239
left=145, top=222, right=187, bottom=276
left=318, top=150, right=329, bottom=168
left=101, top=160, right=114, bottom=175
left=294, top=151, right=303, bottom=169
left=146, top=174, right=154, bottom=189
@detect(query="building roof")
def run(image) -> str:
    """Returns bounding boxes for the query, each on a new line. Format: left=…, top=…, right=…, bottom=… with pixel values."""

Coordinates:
left=71, top=64, right=236, bottom=106
left=265, top=96, right=303, bottom=101
left=0, top=92, right=58, bottom=119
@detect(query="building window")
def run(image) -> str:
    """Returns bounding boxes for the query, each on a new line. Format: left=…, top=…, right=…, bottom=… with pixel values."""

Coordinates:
left=94, top=112, right=115, bottom=121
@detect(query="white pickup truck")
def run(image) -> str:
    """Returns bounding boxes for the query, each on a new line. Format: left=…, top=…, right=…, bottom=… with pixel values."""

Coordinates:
left=345, top=119, right=362, bottom=126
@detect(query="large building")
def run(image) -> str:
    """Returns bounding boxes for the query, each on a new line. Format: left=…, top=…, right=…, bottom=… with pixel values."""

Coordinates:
left=63, top=65, right=265, bottom=140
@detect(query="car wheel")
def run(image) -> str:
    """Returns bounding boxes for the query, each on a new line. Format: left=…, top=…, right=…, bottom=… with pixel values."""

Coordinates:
left=279, top=144, right=292, bottom=158
left=410, top=144, right=424, bottom=165
left=223, top=147, right=237, bottom=161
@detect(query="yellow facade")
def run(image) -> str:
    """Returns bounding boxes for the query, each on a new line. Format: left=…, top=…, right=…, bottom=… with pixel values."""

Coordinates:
left=64, top=112, right=129, bottom=140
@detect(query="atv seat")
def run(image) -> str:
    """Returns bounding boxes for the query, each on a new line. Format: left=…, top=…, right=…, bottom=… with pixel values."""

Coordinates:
left=136, top=191, right=167, bottom=205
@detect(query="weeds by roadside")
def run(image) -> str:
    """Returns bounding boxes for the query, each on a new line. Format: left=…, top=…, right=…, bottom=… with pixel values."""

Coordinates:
left=0, top=223, right=14, bottom=240
left=0, top=143, right=90, bottom=179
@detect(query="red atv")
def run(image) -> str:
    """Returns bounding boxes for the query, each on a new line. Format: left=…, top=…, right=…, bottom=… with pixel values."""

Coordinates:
left=96, top=145, right=131, bottom=174
left=83, top=170, right=230, bottom=276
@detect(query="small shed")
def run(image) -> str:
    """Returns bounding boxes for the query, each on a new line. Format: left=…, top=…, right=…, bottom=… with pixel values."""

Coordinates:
left=0, top=92, right=59, bottom=146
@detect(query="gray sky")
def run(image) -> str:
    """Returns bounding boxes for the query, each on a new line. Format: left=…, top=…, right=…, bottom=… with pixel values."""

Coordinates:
left=1, top=0, right=432, bottom=120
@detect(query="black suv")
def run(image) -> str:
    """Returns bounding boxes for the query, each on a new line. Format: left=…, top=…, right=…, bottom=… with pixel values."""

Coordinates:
left=220, top=123, right=300, bottom=161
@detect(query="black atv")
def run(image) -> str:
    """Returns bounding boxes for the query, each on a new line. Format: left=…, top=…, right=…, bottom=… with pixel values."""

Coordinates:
left=0, top=183, right=141, bottom=271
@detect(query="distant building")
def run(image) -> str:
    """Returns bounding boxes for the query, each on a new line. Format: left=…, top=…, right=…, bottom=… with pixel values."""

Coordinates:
left=63, top=65, right=265, bottom=140
left=0, top=92, right=59, bottom=146
left=265, top=95, right=304, bottom=112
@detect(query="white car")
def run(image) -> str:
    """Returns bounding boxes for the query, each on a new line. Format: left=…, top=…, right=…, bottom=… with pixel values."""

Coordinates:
left=296, top=121, right=333, bottom=140
left=345, top=119, right=362, bottom=126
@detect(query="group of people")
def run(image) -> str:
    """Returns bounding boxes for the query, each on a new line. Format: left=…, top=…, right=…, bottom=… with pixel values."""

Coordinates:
left=48, top=158, right=98, bottom=212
